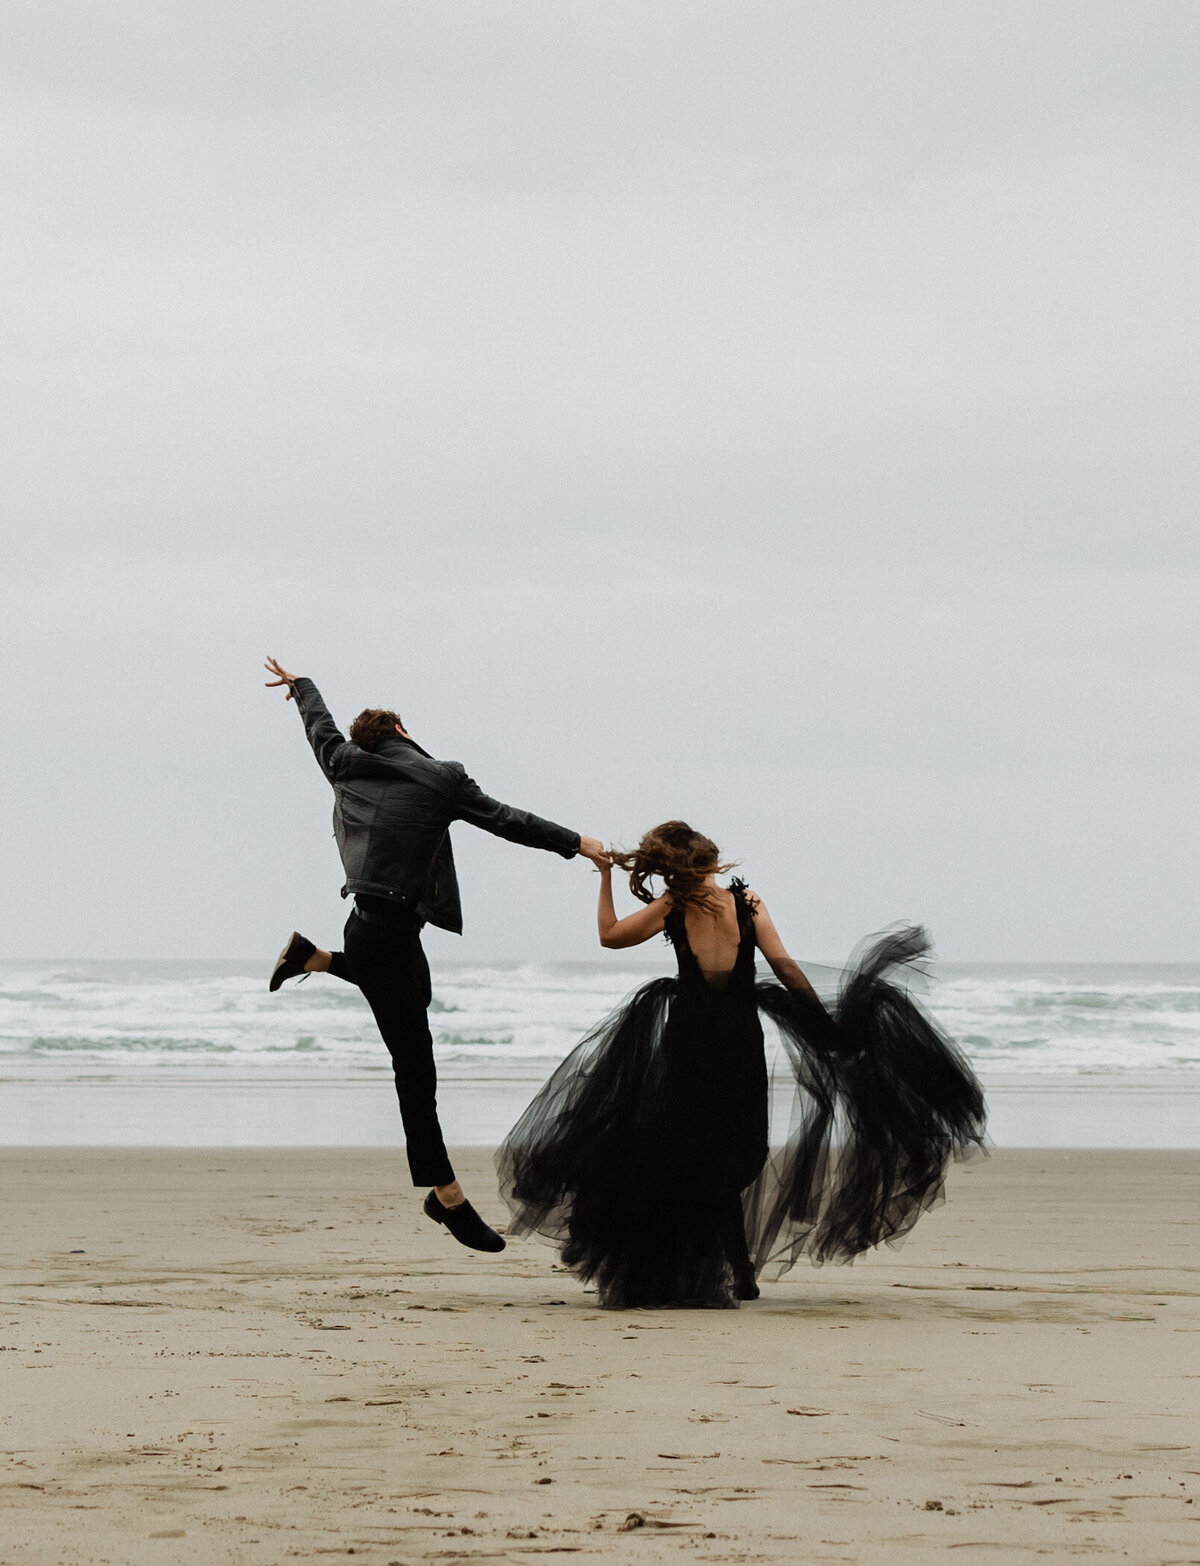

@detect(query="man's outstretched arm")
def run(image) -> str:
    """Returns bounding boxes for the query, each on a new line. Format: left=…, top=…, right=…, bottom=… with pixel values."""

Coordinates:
left=452, top=768, right=606, bottom=864
left=264, top=656, right=351, bottom=781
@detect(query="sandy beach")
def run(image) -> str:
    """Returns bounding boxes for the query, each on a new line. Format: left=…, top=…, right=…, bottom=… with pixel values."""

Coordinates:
left=2, top=1147, right=1197, bottom=1564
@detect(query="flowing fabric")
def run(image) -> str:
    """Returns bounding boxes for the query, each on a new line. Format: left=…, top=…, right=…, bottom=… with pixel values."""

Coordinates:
left=496, top=885, right=986, bottom=1309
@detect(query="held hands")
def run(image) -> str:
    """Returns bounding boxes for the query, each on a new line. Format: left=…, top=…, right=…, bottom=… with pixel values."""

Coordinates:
left=577, top=835, right=611, bottom=869
left=264, top=655, right=298, bottom=699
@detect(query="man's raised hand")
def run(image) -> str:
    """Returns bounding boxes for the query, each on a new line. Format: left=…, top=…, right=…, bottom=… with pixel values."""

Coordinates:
left=264, top=655, right=298, bottom=699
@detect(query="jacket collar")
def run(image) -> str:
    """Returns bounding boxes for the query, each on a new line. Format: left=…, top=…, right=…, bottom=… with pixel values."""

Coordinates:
left=374, top=734, right=434, bottom=761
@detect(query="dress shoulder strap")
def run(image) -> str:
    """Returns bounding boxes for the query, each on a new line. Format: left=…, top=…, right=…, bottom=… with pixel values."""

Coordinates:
left=728, top=877, right=760, bottom=934
left=661, top=895, right=688, bottom=949
left=729, top=876, right=755, bottom=910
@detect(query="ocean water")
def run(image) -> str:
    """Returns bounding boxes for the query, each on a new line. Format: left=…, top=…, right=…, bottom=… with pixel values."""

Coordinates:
left=2, top=958, right=1199, bottom=1146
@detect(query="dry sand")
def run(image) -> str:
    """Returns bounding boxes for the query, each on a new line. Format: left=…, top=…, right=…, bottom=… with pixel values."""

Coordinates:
left=2, top=1147, right=1197, bottom=1564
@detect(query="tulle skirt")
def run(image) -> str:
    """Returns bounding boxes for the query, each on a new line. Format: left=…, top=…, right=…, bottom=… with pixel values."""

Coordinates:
left=496, top=928, right=986, bottom=1309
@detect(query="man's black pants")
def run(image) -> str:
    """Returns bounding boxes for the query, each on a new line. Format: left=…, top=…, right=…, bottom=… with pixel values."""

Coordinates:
left=327, top=909, right=455, bottom=1188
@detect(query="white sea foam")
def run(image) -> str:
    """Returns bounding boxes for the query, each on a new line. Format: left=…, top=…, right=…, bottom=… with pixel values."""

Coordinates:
left=1, top=958, right=1199, bottom=1086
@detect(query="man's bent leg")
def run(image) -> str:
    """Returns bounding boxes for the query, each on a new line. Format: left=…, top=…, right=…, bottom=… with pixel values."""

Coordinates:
left=343, top=918, right=455, bottom=1188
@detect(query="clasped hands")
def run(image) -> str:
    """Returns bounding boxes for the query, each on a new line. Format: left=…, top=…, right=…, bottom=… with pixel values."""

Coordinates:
left=577, top=836, right=611, bottom=869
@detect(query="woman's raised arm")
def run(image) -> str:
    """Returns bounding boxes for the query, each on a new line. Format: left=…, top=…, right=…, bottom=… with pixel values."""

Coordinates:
left=746, top=891, right=821, bottom=1002
left=597, top=862, right=669, bottom=949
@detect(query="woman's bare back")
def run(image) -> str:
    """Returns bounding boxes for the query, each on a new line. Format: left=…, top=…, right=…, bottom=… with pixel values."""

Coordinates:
left=682, top=889, right=744, bottom=987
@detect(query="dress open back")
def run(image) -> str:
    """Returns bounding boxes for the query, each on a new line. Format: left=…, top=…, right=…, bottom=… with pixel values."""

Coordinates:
left=496, top=883, right=985, bottom=1309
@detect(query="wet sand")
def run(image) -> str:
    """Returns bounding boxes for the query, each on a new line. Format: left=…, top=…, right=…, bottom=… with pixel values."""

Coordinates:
left=2, top=1147, right=1197, bottom=1564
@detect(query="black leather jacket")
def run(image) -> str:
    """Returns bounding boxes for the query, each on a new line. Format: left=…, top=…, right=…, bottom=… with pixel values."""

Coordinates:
left=292, top=678, right=580, bottom=934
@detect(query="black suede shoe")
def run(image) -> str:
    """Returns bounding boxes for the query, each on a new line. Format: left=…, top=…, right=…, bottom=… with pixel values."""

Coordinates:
left=735, top=1275, right=761, bottom=1301
left=269, top=932, right=317, bottom=993
left=423, top=1189, right=506, bottom=1253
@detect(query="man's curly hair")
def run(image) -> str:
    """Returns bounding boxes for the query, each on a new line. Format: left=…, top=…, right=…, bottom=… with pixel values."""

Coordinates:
left=349, top=708, right=406, bottom=751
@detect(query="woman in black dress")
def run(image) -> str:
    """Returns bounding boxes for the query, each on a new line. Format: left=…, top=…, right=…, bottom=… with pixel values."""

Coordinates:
left=496, top=822, right=985, bottom=1310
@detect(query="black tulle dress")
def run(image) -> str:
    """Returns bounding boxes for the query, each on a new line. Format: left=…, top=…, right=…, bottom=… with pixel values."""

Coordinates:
left=496, top=883, right=986, bottom=1310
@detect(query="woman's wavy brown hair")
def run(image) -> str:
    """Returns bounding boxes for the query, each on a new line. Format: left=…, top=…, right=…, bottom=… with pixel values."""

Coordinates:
left=609, top=821, right=735, bottom=915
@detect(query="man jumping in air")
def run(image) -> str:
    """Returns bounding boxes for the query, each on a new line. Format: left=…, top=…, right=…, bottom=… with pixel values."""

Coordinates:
left=264, top=656, right=606, bottom=1254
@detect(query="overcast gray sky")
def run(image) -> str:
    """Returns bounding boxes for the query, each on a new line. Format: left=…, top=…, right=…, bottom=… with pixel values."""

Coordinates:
left=2, top=1, right=1196, bottom=964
